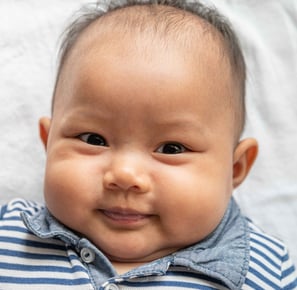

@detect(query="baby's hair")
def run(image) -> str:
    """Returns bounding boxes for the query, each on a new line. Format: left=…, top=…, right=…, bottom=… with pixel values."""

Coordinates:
left=53, top=0, right=246, bottom=138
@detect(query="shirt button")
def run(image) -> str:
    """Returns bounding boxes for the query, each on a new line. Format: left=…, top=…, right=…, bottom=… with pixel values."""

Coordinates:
left=80, top=247, right=95, bottom=263
left=105, top=284, right=119, bottom=290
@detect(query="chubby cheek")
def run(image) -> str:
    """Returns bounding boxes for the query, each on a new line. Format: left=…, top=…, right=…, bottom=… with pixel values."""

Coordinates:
left=43, top=156, right=101, bottom=227
left=156, top=164, right=233, bottom=243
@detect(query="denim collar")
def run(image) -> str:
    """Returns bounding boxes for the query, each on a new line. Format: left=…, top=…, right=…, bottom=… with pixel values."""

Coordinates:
left=21, top=197, right=249, bottom=290
left=171, top=197, right=250, bottom=289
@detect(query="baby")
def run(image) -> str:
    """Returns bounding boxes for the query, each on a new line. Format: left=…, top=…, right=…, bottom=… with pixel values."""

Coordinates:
left=1, top=0, right=296, bottom=289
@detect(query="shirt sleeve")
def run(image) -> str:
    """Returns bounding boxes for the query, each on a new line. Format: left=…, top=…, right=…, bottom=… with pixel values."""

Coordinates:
left=281, top=247, right=297, bottom=289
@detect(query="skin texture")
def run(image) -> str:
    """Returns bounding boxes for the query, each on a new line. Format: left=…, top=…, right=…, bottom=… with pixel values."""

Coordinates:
left=39, top=9, right=257, bottom=274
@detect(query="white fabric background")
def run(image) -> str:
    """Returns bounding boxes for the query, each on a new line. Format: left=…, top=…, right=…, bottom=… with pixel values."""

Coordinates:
left=0, top=0, right=296, bottom=265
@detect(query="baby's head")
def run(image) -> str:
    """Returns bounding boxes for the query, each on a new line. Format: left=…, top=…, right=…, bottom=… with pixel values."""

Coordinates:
left=54, top=0, right=246, bottom=140
left=39, top=0, right=257, bottom=267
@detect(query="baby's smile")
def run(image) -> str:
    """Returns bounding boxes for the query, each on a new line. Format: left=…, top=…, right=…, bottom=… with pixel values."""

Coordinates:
left=101, top=208, right=152, bottom=224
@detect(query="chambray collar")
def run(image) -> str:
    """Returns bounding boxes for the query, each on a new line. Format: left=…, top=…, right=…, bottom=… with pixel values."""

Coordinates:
left=171, top=197, right=250, bottom=289
left=21, top=197, right=249, bottom=290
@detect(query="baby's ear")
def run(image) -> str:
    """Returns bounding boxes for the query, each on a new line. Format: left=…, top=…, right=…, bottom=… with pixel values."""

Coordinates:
left=39, top=117, right=51, bottom=150
left=233, top=138, right=258, bottom=188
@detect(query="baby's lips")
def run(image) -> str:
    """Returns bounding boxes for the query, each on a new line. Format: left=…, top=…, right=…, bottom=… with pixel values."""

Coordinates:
left=102, top=208, right=151, bottom=221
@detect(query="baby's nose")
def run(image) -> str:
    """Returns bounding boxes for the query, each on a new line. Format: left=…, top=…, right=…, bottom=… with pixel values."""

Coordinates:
left=103, top=154, right=150, bottom=193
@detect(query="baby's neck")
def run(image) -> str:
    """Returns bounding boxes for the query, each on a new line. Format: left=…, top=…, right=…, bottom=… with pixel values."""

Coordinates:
left=112, top=261, right=145, bottom=275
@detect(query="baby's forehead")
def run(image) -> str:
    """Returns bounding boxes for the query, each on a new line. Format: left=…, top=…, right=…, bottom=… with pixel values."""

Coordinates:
left=56, top=4, right=235, bottom=110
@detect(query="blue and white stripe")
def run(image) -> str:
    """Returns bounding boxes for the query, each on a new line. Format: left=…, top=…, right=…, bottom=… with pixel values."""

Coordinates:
left=244, top=223, right=297, bottom=289
left=0, top=199, right=92, bottom=289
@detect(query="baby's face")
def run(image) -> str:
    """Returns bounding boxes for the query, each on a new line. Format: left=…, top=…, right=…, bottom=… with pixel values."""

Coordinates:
left=41, top=27, right=241, bottom=263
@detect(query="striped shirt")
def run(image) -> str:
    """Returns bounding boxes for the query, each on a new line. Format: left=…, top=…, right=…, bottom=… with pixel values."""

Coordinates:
left=0, top=199, right=296, bottom=289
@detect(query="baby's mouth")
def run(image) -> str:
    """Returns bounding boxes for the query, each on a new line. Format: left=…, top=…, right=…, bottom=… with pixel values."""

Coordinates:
left=101, top=208, right=151, bottom=223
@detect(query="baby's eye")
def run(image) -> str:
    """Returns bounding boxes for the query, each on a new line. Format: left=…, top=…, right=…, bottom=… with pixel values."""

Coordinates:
left=156, top=142, right=186, bottom=154
left=78, top=133, right=107, bottom=146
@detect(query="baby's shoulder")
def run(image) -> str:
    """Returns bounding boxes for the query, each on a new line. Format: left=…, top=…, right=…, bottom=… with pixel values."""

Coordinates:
left=247, top=218, right=288, bottom=256
left=0, top=198, right=44, bottom=220
left=244, top=219, right=297, bottom=289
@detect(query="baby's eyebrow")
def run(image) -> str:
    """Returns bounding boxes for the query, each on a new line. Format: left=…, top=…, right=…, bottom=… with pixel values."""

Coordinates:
left=151, top=116, right=208, bottom=134
left=62, top=107, right=206, bottom=131
left=61, top=106, right=113, bottom=122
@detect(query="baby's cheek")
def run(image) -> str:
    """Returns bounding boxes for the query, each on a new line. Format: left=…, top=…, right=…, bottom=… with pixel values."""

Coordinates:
left=44, top=158, right=99, bottom=225
left=43, top=163, right=75, bottom=211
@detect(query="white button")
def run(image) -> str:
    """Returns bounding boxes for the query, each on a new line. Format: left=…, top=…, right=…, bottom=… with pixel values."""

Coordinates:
left=105, top=284, right=119, bottom=290
left=80, top=247, right=95, bottom=263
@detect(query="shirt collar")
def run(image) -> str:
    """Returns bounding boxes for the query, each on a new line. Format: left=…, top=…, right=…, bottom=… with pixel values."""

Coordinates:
left=171, top=197, right=249, bottom=289
left=21, top=197, right=249, bottom=290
